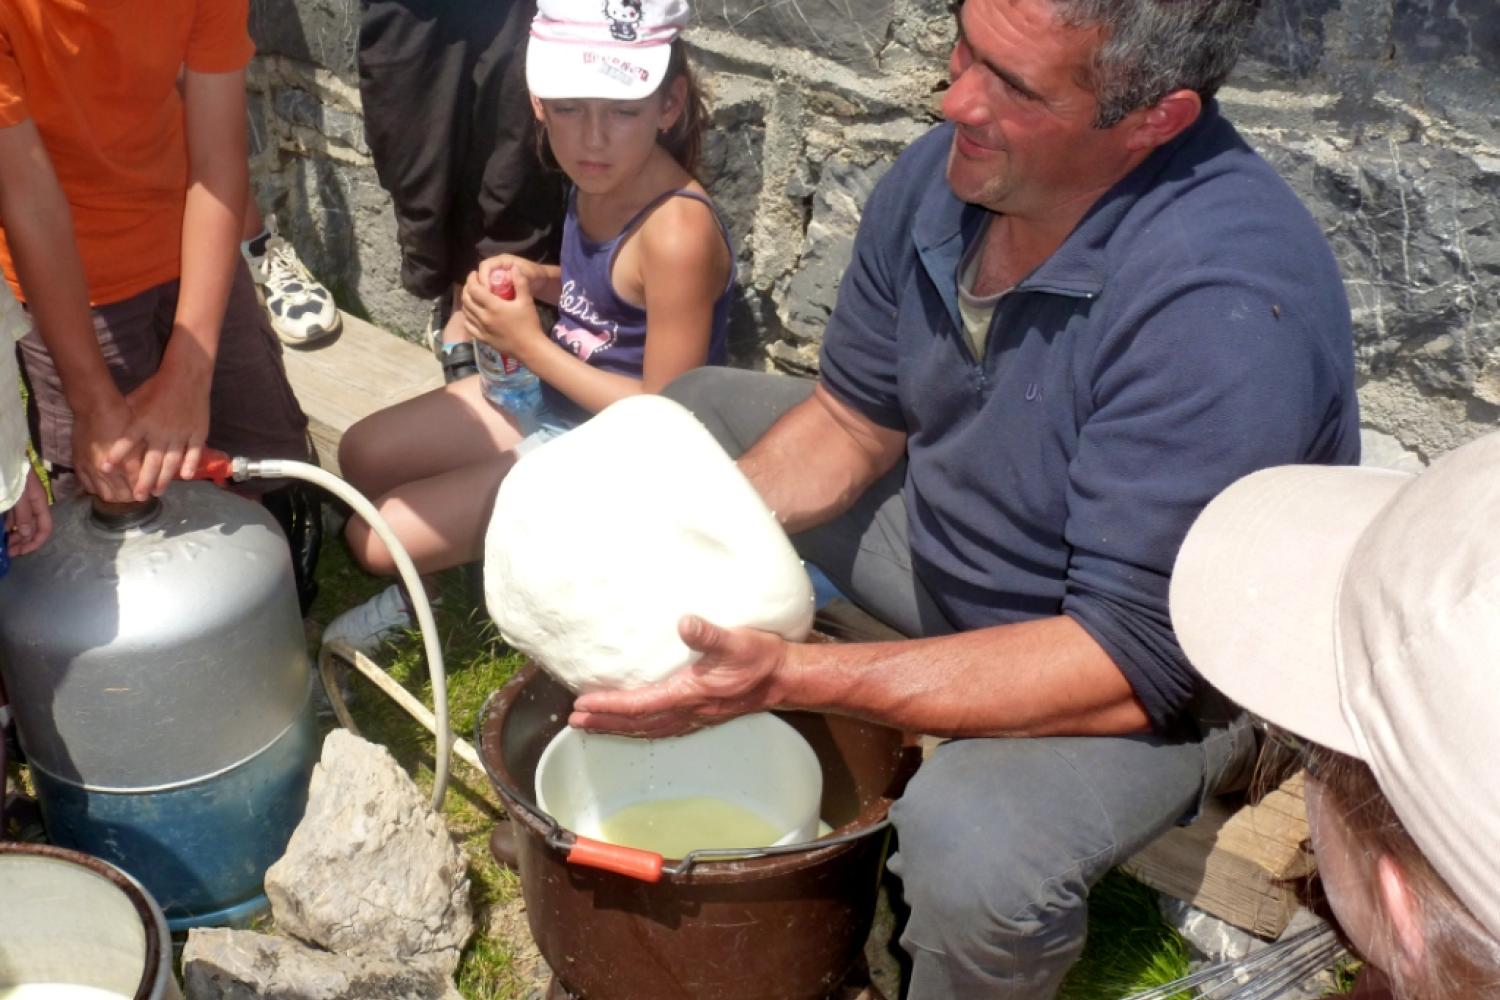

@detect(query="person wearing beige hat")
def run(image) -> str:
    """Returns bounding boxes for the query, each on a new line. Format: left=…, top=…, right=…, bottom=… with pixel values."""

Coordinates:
left=1172, top=431, right=1500, bottom=999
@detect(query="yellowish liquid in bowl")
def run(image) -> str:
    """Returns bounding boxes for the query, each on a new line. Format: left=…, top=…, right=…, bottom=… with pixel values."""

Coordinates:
left=599, top=796, right=785, bottom=859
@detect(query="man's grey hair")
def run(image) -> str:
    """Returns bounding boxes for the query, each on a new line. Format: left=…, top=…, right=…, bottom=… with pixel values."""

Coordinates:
left=1052, top=0, right=1264, bottom=127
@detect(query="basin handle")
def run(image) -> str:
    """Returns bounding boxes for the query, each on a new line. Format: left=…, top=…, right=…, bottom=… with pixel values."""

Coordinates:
left=566, top=836, right=665, bottom=883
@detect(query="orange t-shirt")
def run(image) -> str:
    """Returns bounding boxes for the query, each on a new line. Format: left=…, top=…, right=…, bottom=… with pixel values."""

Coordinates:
left=0, top=0, right=253, bottom=305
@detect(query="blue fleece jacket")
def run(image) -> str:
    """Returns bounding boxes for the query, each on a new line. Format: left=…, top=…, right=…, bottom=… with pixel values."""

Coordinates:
left=818, top=102, right=1360, bottom=729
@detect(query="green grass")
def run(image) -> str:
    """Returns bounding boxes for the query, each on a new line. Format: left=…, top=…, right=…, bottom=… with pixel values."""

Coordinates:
left=1060, top=870, right=1193, bottom=1000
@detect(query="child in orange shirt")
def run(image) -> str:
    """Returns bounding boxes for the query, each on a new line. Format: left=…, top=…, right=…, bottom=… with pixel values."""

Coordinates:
left=0, top=0, right=320, bottom=607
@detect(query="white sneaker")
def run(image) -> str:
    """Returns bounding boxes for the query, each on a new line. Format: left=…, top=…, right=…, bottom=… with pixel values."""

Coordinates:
left=320, top=584, right=411, bottom=657
left=246, top=218, right=342, bottom=346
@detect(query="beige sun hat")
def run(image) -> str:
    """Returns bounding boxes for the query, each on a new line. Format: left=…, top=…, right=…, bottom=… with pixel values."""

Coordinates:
left=1170, top=431, right=1500, bottom=941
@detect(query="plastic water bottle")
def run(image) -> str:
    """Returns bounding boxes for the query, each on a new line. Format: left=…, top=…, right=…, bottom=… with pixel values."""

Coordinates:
left=477, top=266, right=543, bottom=434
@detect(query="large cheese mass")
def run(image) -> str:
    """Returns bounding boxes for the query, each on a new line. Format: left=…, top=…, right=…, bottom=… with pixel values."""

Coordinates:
left=483, top=394, right=815, bottom=692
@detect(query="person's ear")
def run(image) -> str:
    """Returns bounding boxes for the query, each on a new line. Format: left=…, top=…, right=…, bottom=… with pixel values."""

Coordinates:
left=531, top=94, right=546, bottom=122
left=1122, top=88, right=1201, bottom=153
left=1375, top=853, right=1427, bottom=980
left=657, top=76, right=688, bottom=133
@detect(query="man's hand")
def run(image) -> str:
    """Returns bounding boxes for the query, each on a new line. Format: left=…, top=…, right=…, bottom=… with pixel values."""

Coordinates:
left=6, top=465, right=53, bottom=555
left=105, top=357, right=212, bottom=498
left=570, top=616, right=791, bottom=738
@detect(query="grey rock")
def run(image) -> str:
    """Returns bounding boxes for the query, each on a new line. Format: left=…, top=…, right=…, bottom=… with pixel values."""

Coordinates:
left=264, top=730, right=473, bottom=977
left=778, top=158, right=891, bottom=348
left=1360, top=427, right=1427, bottom=472
left=1158, top=895, right=1259, bottom=964
left=705, top=0, right=899, bottom=73
left=182, top=927, right=461, bottom=1000
left=249, top=0, right=360, bottom=82
left=272, top=87, right=369, bottom=154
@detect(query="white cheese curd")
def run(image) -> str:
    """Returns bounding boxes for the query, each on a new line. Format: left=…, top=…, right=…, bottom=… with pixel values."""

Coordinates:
left=484, top=395, right=814, bottom=692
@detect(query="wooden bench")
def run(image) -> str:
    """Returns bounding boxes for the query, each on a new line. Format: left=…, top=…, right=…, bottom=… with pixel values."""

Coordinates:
left=816, top=598, right=1315, bottom=940
left=280, top=312, right=443, bottom=476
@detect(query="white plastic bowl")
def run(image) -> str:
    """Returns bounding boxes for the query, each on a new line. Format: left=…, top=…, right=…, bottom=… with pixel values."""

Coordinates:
left=535, top=713, right=823, bottom=856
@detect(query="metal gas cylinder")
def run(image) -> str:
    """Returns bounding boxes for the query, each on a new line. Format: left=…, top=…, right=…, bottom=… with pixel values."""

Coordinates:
left=0, top=481, right=317, bottom=930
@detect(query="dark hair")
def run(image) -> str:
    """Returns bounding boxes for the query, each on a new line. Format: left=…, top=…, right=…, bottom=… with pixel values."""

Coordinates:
left=1276, top=738, right=1500, bottom=999
left=657, top=41, right=707, bottom=176
left=532, top=40, right=708, bottom=178
left=1048, top=0, right=1264, bottom=127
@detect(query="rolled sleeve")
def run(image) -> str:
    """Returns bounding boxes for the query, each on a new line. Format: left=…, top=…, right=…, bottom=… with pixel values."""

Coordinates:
left=1060, top=272, right=1359, bottom=726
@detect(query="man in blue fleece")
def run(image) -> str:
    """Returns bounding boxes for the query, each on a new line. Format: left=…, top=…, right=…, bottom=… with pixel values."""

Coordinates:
left=572, top=0, right=1360, bottom=994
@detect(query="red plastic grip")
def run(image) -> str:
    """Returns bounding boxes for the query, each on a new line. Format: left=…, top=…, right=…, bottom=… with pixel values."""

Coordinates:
left=565, top=836, right=665, bottom=883
left=190, top=448, right=234, bottom=486
left=488, top=267, right=516, bottom=301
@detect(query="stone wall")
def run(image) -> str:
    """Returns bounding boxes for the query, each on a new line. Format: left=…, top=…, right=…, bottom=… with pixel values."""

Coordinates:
left=247, top=0, right=1498, bottom=464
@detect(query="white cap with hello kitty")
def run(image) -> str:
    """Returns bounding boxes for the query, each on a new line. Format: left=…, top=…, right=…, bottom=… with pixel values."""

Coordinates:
left=527, top=0, right=691, bottom=101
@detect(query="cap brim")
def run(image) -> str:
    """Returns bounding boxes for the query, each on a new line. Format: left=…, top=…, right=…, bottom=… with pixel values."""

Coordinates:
left=526, top=37, right=673, bottom=101
left=1170, top=463, right=1411, bottom=756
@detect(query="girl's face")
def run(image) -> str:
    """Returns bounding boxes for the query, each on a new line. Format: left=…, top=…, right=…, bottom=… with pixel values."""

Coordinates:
left=534, top=79, right=687, bottom=195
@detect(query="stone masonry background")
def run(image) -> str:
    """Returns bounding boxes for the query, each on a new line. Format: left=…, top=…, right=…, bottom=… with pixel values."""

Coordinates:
left=9, top=0, right=1494, bottom=470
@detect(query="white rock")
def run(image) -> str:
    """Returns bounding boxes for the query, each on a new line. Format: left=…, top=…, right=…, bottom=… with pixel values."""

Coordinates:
left=484, top=394, right=814, bottom=692
left=182, top=927, right=462, bottom=1000
left=263, top=730, right=472, bottom=976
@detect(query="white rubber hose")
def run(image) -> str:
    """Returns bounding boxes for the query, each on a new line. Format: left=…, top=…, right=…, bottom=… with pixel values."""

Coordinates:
left=235, top=457, right=451, bottom=810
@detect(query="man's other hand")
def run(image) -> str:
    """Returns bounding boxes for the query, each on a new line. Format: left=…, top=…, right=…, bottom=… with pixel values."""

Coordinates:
left=570, top=616, right=790, bottom=739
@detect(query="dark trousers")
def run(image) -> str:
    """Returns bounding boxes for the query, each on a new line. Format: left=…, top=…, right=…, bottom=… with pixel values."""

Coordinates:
left=358, top=0, right=565, bottom=299
left=664, top=367, right=1256, bottom=999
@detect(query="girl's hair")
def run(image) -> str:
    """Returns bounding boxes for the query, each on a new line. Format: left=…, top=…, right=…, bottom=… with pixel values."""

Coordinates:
left=657, top=41, right=707, bottom=177
left=533, top=40, right=709, bottom=178
left=1296, top=741, right=1500, bottom=999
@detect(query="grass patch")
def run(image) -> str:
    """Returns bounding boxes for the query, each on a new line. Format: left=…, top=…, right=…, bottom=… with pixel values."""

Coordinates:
left=1059, top=870, right=1193, bottom=1000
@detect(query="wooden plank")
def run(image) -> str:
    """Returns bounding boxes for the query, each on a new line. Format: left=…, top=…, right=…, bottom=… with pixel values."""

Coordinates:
left=1122, top=771, right=1314, bottom=939
left=280, top=312, right=443, bottom=476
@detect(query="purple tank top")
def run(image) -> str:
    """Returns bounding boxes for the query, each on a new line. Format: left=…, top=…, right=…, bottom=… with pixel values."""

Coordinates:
left=541, top=188, right=734, bottom=424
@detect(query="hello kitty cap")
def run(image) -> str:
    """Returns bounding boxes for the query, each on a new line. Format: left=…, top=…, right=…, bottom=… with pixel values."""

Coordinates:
left=527, top=0, right=690, bottom=101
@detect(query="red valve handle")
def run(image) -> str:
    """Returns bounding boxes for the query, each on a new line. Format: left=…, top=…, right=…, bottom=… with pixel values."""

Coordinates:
left=565, top=836, right=665, bottom=883
left=488, top=267, right=516, bottom=301
left=189, top=448, right=234, bottom=486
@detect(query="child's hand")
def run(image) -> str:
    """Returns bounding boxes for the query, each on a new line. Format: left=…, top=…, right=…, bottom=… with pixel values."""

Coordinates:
left=461, top=264, right=544, bottom=361
left=6, top=465, right=53, bottom=556
left=106, top=360, right=212, bottom=500
left=72, top=390, right=142, bottom=502
left=476, top=254, right=549, bottom=294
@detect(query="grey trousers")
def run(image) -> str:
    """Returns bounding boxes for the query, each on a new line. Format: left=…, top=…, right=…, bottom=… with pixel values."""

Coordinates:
left=665, top=368, right=1254, bottom=1000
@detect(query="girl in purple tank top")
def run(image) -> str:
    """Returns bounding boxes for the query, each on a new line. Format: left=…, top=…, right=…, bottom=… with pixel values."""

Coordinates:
left=325, top=0, right=735, bottom=652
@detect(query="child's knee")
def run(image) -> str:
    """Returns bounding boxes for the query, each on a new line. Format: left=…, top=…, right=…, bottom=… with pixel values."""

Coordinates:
left=337, top=419, right=381, bottom=488
left=343, top=513, right=396, bottom=576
